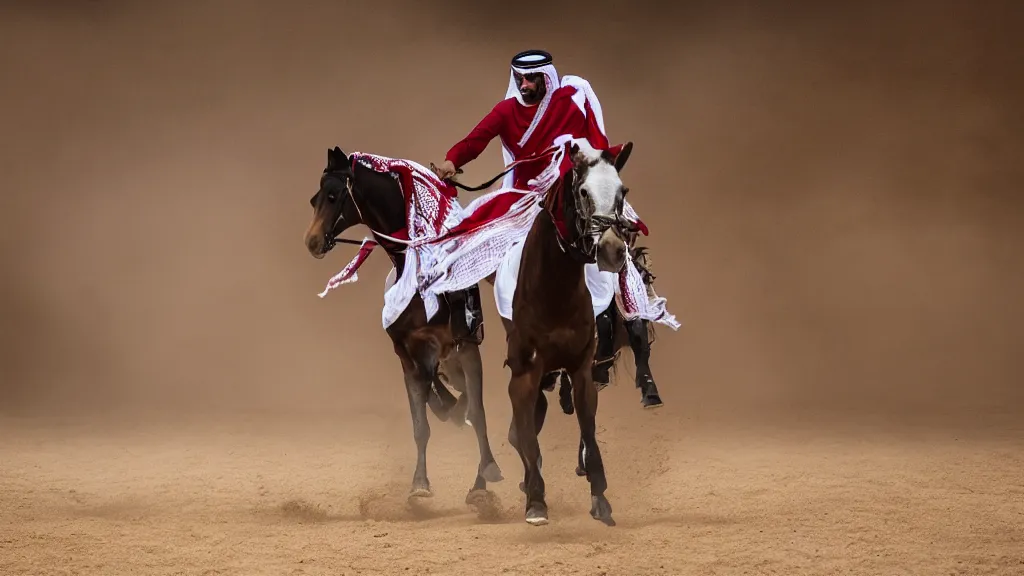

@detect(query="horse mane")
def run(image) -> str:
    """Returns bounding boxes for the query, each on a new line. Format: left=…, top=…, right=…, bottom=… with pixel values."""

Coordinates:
left=571, top=138, right=604, bottom=165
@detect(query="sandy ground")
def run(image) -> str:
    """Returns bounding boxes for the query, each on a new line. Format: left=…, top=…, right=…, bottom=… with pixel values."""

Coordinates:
left=3, top=2, right=1024, bottom=575
left=3, top=408, right=1022, bottom=576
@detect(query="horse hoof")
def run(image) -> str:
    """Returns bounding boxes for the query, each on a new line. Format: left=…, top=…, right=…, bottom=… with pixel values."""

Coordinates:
left=480, top=461, right=504, bottom=483
left=525, top=504, right=549, bottom=526
left=409, top=484, right=433, bottom=499
left=465, top=488, right=492, bottom=507
left=590, top=495, right=615, bottom=526
left=642, top=394, right=664, bottom=409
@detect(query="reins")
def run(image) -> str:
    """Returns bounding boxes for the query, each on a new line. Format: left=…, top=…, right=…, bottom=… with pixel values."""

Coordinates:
left=429, top=145, right=558, bottom=192
left=556, top=157, right=639, bottom=264
left=329, top=146, right=560, bottom=249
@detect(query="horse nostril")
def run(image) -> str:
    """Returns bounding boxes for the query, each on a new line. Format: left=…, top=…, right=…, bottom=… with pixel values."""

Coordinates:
left=307, top=235, right=321, bottom=253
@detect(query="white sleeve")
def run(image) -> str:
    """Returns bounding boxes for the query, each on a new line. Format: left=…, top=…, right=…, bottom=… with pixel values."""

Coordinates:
left=560, top=75, right=606, bottom=136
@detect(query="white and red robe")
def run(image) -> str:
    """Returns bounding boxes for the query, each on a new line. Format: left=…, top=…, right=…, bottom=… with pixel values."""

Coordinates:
left=316, top=66, right=679, bottom=331
left=439, top=63, right=678, bottom=330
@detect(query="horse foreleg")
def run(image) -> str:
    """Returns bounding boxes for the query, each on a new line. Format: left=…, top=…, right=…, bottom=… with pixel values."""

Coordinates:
left=570, top=360, right=615, bottom=526
left=453, top=345, right=503, bottom=497
left=400, top=366, right=433, bottom=498
left=509, top=367, right=551, bottom=494
left=506, top=335, right=547, bottom=525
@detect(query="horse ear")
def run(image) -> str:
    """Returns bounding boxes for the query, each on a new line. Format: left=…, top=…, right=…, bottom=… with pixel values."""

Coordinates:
left=614, top=141, right=633, bottom=172
left=570, top=142, right=589, bottom=166
left=327, top=146, right=349, bottom=170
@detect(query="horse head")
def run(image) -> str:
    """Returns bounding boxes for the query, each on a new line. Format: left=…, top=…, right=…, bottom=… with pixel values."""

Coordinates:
left=304, top=146, right=363, bottom=259
left=562, top=139, right=635, bottom=272
left=304, top=147, right=409, bottom=260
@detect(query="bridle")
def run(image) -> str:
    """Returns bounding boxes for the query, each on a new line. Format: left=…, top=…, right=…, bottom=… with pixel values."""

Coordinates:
left=317, top=166, right=412, bottom=256
left=323, top=148, right=562, bottom=254
left=560, top=162, right=639, bottom=263
left=316, top=145, right=632, bottom=264
left=317, top=171, right=361, bottom=253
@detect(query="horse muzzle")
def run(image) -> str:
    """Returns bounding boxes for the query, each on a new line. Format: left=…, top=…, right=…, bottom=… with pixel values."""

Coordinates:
left=595, top=227, right=628, bottom=273
left=304, top=226, right=335, bottom=260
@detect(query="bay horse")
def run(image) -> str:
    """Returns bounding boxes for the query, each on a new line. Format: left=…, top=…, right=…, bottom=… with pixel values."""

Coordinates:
left=303, top=146, right=503, bottom=502
left=503, top=139, right=636, bottom=526
left=542, top=243, right=665, bottom=416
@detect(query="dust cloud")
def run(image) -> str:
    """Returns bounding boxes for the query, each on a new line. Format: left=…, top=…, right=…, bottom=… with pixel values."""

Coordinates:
left=1, top=0, right=1022, bottom=429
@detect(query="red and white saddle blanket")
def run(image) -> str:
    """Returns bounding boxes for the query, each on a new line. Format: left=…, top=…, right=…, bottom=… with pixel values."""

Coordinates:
left=317, top=146, right=680, bottom=331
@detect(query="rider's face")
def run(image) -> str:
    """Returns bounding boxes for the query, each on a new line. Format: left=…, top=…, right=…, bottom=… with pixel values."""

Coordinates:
left=514, top=72, right=546, bottom=105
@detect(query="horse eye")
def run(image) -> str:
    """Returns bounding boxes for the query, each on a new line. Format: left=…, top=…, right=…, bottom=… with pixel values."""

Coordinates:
left=622, top=187, right=629, bottom=195
left=327, top=193, right=337, bottom=202
left=580, top=188, right=589, bottom=197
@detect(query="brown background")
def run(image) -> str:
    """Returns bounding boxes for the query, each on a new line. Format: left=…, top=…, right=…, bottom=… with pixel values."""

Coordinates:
left=2, top=0, right=1021, bottom=426
left=1, top=2, right=1022, bottom=573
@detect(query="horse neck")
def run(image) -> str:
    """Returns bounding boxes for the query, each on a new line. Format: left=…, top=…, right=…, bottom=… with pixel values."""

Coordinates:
left=351, top=162, right=408, bottom=269
left=533, top=209, right=587, bottom=290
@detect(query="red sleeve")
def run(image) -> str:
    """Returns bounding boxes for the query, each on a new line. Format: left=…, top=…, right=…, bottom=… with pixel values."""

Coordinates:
left=445, top=101, right=506, bottom=169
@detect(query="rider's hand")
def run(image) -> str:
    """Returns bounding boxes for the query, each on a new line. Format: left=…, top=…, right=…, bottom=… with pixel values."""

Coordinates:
left=435, top=160, right=457, bottom=180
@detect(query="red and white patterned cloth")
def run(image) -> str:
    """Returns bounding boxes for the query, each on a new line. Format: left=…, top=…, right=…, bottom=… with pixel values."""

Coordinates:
left=317, top=146, right=679, bottom=331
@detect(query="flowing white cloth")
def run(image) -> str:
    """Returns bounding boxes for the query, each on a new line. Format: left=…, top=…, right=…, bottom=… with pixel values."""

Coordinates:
left=316, top=152, right=466, bottom=328
left=419, top=140, right=681, bottom=330
left=493, top=237, right=618, bottom=321
left=316, top=146, right=680, bottom=331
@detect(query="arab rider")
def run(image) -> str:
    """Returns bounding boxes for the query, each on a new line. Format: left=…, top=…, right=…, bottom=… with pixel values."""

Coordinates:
left=433, top=49, right=669, bottom=408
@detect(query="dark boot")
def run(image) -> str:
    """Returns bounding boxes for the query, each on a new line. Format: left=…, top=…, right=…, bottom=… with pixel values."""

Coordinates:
left=592, top=306, right=617, bottom=391
left=540, top=371, right=560, bottom=392
left=557, top=374, right=574, bottom=415
left=539, top=371, right=574, bottom=414
left=447, top=285, right=484, bottom=345
left=626, top=318, right=663, bottom=408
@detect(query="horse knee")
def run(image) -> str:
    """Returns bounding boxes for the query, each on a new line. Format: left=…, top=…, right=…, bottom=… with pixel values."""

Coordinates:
left=504, top=342, right=537, bottom=377
left=412, top=414, right=431, bottom=443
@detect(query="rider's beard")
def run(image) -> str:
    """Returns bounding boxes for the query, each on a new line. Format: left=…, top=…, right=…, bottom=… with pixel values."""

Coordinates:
left=520, top=80, right=546, bottom=105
